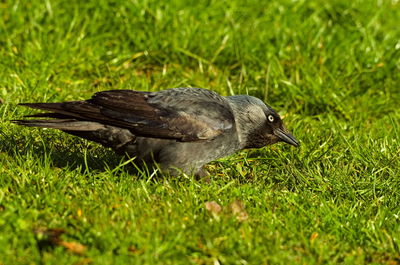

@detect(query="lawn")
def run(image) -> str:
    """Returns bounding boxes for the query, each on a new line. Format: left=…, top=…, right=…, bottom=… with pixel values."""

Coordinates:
left=0, top=0, right=399, bottom=264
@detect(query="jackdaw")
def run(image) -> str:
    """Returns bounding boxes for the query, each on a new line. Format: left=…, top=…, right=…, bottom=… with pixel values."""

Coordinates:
left=13, top=87, right=299, bottom=176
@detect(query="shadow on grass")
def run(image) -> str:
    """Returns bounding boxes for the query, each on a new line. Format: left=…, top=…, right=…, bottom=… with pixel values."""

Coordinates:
left=0, top=128, right=146, bottom=176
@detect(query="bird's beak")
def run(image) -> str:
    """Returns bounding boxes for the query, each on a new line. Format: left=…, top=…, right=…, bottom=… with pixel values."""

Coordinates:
left=274, top=128, right=299, bottom=147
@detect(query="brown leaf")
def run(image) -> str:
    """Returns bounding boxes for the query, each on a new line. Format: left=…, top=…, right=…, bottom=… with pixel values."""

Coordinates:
left=127, top=245, right=145, bottom=255
left=310, top=232, right=319, bottom=242
left=205, top=201, right=222, bottom=215
left=59, top=241, right=87, bottom=255
left=33, top=227, right=86, bottom=255
left=229, top=199, right=248, bottom=222
left=128, top=245, right=138, bottom=253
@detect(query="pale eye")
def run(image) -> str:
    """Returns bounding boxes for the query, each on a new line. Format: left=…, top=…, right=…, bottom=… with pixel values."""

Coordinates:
left=268, top=115, right=274, bottom=122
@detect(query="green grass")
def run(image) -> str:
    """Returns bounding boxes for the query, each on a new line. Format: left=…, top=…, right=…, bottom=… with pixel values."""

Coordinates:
left=1, top=0, right=400, bottom=264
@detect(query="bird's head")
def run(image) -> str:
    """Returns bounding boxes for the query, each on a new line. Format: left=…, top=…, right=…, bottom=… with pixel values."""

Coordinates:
left=258, top=107, right=299, bottom=148
left=228, top=95, right=299, bottom=149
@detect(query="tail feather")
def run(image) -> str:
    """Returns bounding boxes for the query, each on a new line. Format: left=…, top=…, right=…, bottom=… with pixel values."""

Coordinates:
left=12, top=119, right=106, bottom=131
left=25, top=113, right=72, bottom=119
left=18, top=102, right=94, bottom=121
left=14, top=102, right=137, bottom=152
left=18, top=102, right=65, bottom=112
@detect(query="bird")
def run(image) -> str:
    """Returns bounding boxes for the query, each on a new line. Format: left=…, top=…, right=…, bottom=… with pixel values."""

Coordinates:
left=13, top=87, right=299, bottom=176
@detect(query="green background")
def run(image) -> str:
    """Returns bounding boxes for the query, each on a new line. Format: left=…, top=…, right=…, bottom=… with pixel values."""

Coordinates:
left=0, top=0, right=399, bottom=264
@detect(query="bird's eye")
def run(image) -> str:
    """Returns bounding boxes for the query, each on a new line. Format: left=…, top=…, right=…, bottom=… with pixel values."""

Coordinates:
left=268, top=115, right=274, bottom=122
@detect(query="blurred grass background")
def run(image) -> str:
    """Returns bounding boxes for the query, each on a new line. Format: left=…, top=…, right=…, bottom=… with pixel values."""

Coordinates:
left=0, top=0, right=399, bottom=264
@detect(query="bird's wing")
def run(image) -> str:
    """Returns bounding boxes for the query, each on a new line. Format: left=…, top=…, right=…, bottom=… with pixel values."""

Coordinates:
left=17, top=88, right=235, bottom=141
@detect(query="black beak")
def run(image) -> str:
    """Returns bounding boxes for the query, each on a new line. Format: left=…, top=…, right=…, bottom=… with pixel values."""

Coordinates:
left=274, top=128, right=299, bottom=147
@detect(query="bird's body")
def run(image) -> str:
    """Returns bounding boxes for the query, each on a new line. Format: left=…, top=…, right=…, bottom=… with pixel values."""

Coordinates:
left=14, top=87, right=299, bottom=176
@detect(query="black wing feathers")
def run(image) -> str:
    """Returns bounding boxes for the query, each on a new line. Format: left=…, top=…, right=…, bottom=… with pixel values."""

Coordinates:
left=15, top=88, right=235, bottom=141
